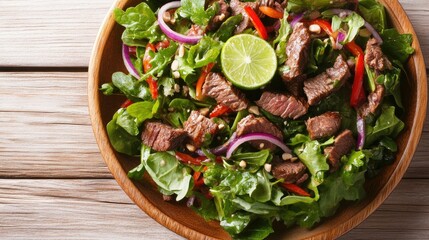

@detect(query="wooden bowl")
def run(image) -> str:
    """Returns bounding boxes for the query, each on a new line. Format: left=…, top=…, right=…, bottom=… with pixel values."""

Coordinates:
left=88, top=0, right=427, bottom=239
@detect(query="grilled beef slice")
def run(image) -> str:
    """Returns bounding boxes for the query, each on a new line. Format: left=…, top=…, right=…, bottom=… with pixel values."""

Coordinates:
left=236, top=114, right=283, bottom=151
left=272, top=160, right=307, bottom=183
left=306, top=112, right=342, bottom=140
left=324, top=129, right=356, bottom=171
left=141, top=122, right=187, bottom=151
left=230, top=0, right=259, bottom=34
left=208, top=0, right=231, bottom=30
left=256, top=91, right=308, bottom=119
left=365, top=38, right=392, bottom=72
left=202, top=72, right=249, bottom=111
left=183, top=110, right=219, bottom=148
left=358, top=84, right=385, bottom=117
left=282, top=22, right=311, bottom=83
left=304, top=55, right=351, bottom=105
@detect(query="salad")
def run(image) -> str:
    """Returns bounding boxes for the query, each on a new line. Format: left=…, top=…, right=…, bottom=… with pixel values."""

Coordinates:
left=101, top=0, right=414, bottom=239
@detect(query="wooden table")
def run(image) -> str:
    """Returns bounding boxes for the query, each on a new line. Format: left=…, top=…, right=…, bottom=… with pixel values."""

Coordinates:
left=1, top=0, right=428, bottom=239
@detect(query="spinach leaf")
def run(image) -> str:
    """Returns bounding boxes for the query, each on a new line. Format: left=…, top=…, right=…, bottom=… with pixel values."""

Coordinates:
left=116, top=110, right=140, bottom=136
left=114, top=2, right=164, bottom=44
left=364, top=140, right=396, bottom=177
left=359, top=0, right=387, bottom=32
left=381, top=29, right=414, bottom=63
left=232, top=197, right=280, bottom=215
left=213, top=14, right=243, bottom=42
left=112, top=72, right=151, bottom=101
left=106, top=109, right=141, bottom=156
left=100, top=83, right=117, bottom=95
left=187, top=36, right=222, bottom=68
left=128, top=144, right=151, bottom=180
left=127, top=101, right=155, bottom=123
left=143, top=152, right=193, bottom=201
left=164, top=98, right=196, bottom=127
left=231, top=150, right=271, bottom=168
left=178, top=0, right=218, bottom=26
left=234, top=218, right=274, bottom=240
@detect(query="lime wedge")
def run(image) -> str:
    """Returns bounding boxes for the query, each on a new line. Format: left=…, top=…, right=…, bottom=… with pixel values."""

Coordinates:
left=220, top=34, right=277, bottom=90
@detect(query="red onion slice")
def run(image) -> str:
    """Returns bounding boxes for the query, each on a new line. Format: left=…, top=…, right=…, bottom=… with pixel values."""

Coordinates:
left=158, top=1, right=202, bottom=44
left=122, top=43, right=141, bottom=79
left=356, top=115, right=365, bottom=150
left=226, top=132, right=291, bottom=159
left=290, top=13, right=304, bottom=28
left=327, top=9, right=383, bottom=44
left=195, top=132, right=237, bottom=156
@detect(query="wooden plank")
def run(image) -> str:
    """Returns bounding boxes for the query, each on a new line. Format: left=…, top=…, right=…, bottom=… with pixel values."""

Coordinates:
left=0, top=179, right=182, bottom=239
left=0, top=0, right=115, bottom=67
left=0, top=71, right=110, bottom=178
left=1, top=71, right=428, bottom=178
left=0, top=0, right=428, bottom=67
left=0, top=178, right=427, bottom=239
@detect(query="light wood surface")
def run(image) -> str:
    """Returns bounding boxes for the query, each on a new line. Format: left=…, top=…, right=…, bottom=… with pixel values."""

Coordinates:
left=0, top=0, right=428, bottom=239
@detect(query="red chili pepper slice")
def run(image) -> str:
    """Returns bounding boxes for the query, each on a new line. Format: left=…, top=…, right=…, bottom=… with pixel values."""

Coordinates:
left=193, top=171, right=205, bottom=187
left=309, top=19, right=337, bottom=38
left=244, top=6, right=268, bottom=40
left=120, top=99, right=133, bottom=108
left=345, top=41, right=366, bottom=107
left=195, top=63, right=215, bottom=101
left=155, top=39, right=170, bottom=50
left=143, top=43, right=158, bottom=100
left=259, top=6, right=283, bottom=19
left=175, top=152, right=206, bottom=166
left=209, top=104, right=232, bottom=118
left=281, top=183, right=311, bottom=197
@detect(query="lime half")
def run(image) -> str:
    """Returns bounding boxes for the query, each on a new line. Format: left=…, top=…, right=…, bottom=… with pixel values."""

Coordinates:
left=221, top=34, right=277, bottom=90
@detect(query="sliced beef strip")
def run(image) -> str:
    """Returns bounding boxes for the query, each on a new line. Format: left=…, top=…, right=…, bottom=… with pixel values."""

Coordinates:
left=365, top=38, right=392, bottom=72
left=272, top=160, right=307, bottom=184
left=141, top=122, right=187, bottom=152
left=358, top=84, right=385, bottom=117
left=324, top=129, right=356, bottom=171
left=236, top=114, right=283, bottom=151
left=208, top=0, right=231, bottom=30
left=306, top=112, right=342, bottom=140
left=282, top=22, right=311, bottom=83
left=230, top=0, right=260, bottom=34
left=285, top=74, right=306, bottom=97
left=202, top=72, right=249, bottom=111
left=183, top=110, right=219, bottom=148
left=256, top=91, right=309, bottom=119
left=304, top=55, right=351, bottom=105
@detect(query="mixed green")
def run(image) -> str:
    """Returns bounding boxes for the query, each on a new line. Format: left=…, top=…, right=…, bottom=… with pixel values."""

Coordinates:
left=101, top=0, right=414, bottom=239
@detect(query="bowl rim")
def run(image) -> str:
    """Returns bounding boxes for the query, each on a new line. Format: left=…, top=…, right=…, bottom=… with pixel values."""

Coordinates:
left=88, top=0, right=427, bottom=239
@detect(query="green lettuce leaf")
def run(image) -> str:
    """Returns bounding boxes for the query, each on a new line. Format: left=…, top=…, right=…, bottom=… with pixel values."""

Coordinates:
left=234, top=218, right=274, bottom=240
left=376, top=66, right=403, bottom=108
left=287, top=0, right=348, bottom=13
left=128, top=144, right=151, bottom=180
left=213, top=14, right=243, bottom=42
left=111, top=72, right=151, bottom=101
left=187, top=36, right=222, bottom=68
left=273, top=10, right=292, bottom=64
left=142, top=42, right=179, bottom=79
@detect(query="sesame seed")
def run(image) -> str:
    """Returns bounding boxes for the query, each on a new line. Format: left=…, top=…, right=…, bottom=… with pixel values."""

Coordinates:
left=218, top=123, right=225, bottom=130
left=259, top=143, right=265, bottom=149
left=199, top=107, right=210, bottom=116
left=172, top=71, right=180, bottom=79
left=290, top=157, right=298, bottom=162
left=174, top=84, right=180, bottom=92
left=160, top=160, right=166, bottom=166
left=178, top=45, right=185, bottom=58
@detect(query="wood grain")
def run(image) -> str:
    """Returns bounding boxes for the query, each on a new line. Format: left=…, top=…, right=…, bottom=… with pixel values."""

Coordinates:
left=0, top=0, right=428, bottom=239
left=0, top=0, right=428, bottom=67
left=0, top=179, right=427, bottom=239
